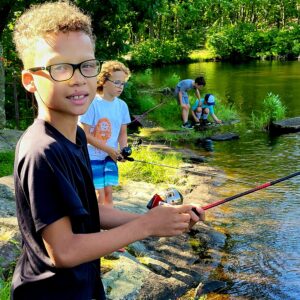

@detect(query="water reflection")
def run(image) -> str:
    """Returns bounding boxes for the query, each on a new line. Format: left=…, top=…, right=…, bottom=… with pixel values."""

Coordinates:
left=151, top=60, right=300, bottom=118
left=147, top=61, right=300, bottom=299
left=202, top=133, right=300, bottom=299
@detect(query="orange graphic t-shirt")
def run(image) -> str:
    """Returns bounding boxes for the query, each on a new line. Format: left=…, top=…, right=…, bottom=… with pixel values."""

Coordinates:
left=93, top=118, right=112, bottom=143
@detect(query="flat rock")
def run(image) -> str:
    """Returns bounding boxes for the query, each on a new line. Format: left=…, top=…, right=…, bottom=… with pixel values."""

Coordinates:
left=0, top=129, right=23, bottom=151
left=210, top=132, right=239, bottom=141
left=270, top=116, right=300, bottom=134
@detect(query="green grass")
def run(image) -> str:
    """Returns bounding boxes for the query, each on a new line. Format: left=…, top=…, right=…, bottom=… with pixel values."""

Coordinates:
left=250, top=92, right=286, bottom=130
left=131, top=68, right=153, bottom=88
left=213, top=100, right=239, bottom=122
left=0, top=151, right=14, bottom=177
left=0, top=264, right=14, bottom=300
left=189, top=49, right=217, bottom=61
left=0, top=278, right=11, bottom=300
left=119, top=146, right=183, bottom=184
left=161, top=73, right=180, bottom=89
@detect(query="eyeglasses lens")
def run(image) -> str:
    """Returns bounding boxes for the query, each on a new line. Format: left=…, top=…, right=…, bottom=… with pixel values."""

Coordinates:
left=50, top=60, right=101, bottom=81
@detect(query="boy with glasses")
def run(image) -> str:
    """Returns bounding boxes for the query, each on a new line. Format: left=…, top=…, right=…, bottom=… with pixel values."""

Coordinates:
left=12, top=2, right=205, bottom=299
left=79, top=61, right=131, bottom=208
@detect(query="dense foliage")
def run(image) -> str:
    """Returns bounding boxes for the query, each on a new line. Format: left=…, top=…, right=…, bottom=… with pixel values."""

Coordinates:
left=1, top=0, right=299, bottom=128
left=2, top=0, right=299, bottom=68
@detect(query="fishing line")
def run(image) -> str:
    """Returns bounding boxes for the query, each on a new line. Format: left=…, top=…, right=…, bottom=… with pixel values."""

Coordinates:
left=125, top=156, right=252, bottom=186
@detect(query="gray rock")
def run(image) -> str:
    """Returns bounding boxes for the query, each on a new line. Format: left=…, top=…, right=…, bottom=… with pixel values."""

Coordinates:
left=270, top=116, right=300, bottom=134
left=210, top=132, right=239, bottom=141
left=0, top=129, right=23, bottom=151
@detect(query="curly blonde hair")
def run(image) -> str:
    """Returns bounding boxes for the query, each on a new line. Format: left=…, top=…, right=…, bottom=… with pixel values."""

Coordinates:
left=13, top=1, right=95, bottom=68
left=97, top=61, right=131, bottom=93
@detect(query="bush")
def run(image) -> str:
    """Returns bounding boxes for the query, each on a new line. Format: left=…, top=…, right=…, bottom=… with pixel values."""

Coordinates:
left=250, top=92, right=286, bottom=130
left=162, top=73, right=180, bottom=90
left=207, top=23, right=259, bottom=60
left=130, top=39, right=190, bottom=67
left=207, top=23, right=300, bottom=60
left=131, top=69, right=153, bottom=88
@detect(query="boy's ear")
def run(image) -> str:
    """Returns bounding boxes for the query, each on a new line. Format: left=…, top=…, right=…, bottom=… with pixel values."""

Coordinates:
left=22, top=71, right=36, bottom=93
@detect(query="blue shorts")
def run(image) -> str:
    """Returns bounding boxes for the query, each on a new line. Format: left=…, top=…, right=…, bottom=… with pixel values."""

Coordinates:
left=181, top=94, right=189, bottom=105
left=175, top=88, right=189, bottom=105
left=91, top=157, right=119, bottom=189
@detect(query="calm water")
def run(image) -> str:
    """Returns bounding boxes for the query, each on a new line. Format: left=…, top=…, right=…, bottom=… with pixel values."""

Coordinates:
left=151, top=60, right=300, bottom=118
left=149, top=61, right=300, bottom=299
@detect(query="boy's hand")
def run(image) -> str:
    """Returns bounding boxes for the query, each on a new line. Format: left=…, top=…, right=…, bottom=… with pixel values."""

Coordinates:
left=143, top=204, right=202, bottom=237
left=108, top=148, right=121, bottom=162
left=189, top=206, right=205, bottom=229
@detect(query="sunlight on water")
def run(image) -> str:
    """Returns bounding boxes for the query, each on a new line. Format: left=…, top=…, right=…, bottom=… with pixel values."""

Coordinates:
left=201, top=133, right=300, bottom=299
left=148, top=61, right=300, bottom=299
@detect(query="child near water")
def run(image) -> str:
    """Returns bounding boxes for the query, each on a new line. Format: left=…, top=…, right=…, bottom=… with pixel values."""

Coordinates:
left=174, top=76, right=206, bottom=129
left=79, top=61, right=131, bottom=207
left=11, top=2, right=205, bottom=299
left=191, top=93, right=222, bottom=125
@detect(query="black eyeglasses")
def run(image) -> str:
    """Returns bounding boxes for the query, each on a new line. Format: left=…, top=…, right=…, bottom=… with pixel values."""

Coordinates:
left=106, top=78, right=127, bottom=87
left=27, top=59, right=101, bottom=82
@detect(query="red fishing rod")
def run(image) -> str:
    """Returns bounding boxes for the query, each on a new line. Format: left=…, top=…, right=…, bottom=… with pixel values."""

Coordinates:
left=201, top=171, right=300, bottom=210
left=146, top=171, right=300, bottom=217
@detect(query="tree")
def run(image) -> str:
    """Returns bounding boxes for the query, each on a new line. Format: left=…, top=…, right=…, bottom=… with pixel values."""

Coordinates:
left=0, top=2, right=13, bottom=128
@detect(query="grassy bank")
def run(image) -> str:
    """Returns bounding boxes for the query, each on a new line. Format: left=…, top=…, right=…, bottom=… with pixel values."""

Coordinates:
left=188, top=49, right=218, bottom=61
left=119, top=146, right=183, bottom=185
left=0, top=151, right=14, bottom=177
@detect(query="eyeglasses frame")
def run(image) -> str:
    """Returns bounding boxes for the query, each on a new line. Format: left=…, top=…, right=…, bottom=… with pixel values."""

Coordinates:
left=106, top=78, right=127, bottom=87
left=27, top=59, right=102, bottom=82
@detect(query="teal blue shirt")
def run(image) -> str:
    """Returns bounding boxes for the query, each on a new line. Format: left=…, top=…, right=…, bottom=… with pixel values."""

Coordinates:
left=192, top=99, right=215, bottom=114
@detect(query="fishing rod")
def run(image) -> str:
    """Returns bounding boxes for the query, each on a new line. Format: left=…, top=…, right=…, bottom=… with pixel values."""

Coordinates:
left=202, top=171, right=300, bottom=210
left=120, top=147, right=252, bottom=186
left=130, top=101, right=166, bottom=124
left=147, top=172, right=300, bottom=217
left=130, top=94, right=172, bottom=125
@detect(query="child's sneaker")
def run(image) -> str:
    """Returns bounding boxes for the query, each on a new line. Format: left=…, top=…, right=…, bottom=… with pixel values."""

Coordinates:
left=181, top=122, right=194, bottom=129
left=201, top=119, right=211, bottom=126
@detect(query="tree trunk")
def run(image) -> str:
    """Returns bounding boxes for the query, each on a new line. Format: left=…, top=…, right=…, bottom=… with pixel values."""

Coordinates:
left=0, top=42, right=6, bottom=129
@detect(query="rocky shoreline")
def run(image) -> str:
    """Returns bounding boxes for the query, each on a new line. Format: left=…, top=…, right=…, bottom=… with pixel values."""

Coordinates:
left=0, top=129, right=227, bottom=299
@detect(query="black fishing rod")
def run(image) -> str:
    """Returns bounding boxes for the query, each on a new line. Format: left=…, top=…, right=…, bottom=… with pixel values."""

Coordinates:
left=130, top=101, right=166, bottom=124
left=120, top=147, right=251, bottom=185
left=130, top=94, right=172, bottom=125
left=201, top=171, right=300, bottom=210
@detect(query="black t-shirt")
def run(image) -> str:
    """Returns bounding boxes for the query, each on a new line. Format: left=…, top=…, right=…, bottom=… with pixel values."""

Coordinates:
left=11, top=119, right=105, bottom=300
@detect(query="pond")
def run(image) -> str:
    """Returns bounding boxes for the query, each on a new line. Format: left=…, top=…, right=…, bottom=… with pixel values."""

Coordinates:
left=151, top=60, right=300, bottom=118
left=149, top=61, right=300, bottom=299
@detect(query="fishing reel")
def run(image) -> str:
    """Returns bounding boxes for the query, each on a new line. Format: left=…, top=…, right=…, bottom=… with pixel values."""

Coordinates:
left=147, top=188, right=201, bottom=217
left=121, top=146, right=132, bottom=158
left=117, top=146, right=134, bottom=161
left=147, top=188, right=183, bottom=209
